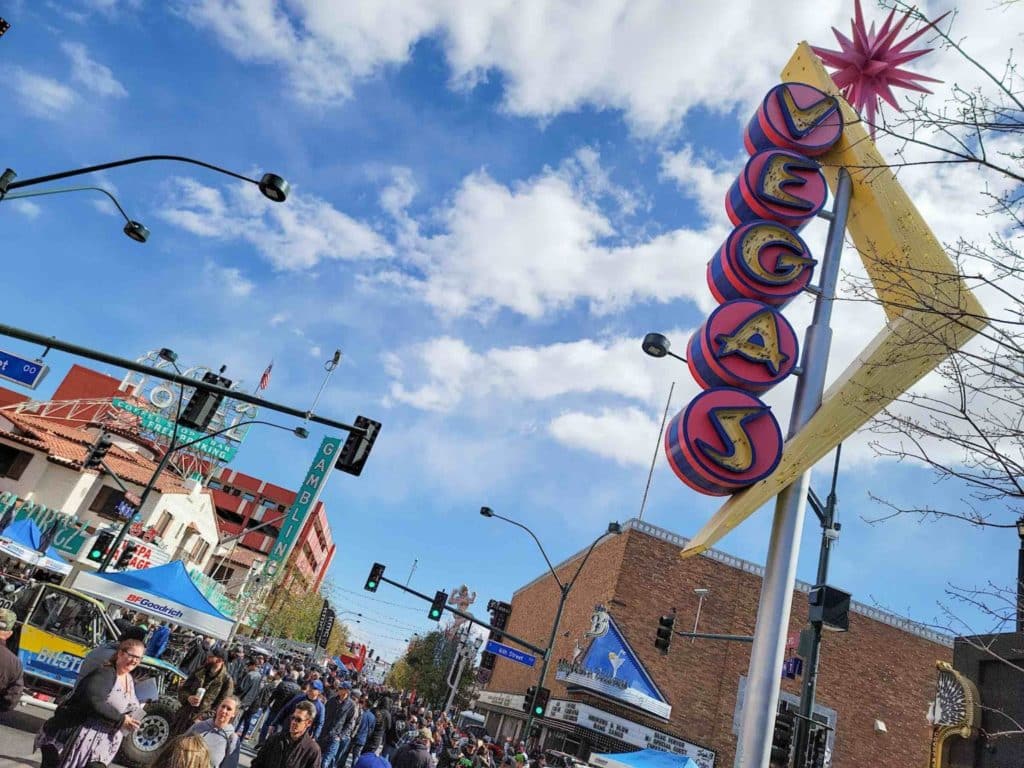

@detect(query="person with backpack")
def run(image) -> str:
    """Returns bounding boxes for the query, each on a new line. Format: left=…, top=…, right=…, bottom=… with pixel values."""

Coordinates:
left=383, top=701, right=407, bottom=760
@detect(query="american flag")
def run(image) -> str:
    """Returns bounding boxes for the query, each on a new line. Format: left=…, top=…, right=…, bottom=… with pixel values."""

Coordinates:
left=258, top=361, right=273, bottom=391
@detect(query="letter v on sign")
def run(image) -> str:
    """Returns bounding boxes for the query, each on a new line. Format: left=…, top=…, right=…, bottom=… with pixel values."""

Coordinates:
left=680, top=43, right=989, bottom=558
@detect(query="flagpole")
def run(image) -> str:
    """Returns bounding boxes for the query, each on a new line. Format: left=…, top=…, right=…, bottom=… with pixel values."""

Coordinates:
left=305, top=350, right=342, bottom=421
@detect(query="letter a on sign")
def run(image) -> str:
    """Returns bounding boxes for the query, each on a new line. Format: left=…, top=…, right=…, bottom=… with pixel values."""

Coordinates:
left=681, top=44, right=988, bottom=557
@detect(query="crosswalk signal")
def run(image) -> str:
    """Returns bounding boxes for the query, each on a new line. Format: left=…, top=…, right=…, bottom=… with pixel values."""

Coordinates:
left=87, top=531, right=115, bottom=563
left=365, top=563, right=385, bottom=592
left=522, top=685, right=536, bottom=713
left=83, top=432, right=113, bottom=469
left=428, top=590, right=447, bottom=621
left=770, top=707, right=796, bottom=767
left=336, top=416, right=382, bottom=477
left=115, top=542, right=139, bottom=570
left=655, top=613, right=676, bottom=654
left=806, top=725, right=828, bottom=768
left=532, top=687, right=551, bottom=717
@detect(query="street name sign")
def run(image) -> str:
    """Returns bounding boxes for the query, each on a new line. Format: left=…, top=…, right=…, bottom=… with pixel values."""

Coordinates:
left=485, top=639, right=536, bottom=667
left=0, top=348, right=49, bottom=389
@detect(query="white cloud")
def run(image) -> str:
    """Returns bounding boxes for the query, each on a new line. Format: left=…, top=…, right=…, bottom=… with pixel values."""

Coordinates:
left=181, top=0, right=853, bottom=134
left=203, top=262, right=255, bottom=297
left=549, top=408, right=662, bottom=467
left=9, top=200, right=42, bottom=219
left=390, top=160, right=726, bottom=319
left=159, top=178, right=391, bottom=270
left=8, top=68, right=77, bottom=118
left=61, top=42, right=128, bottom=98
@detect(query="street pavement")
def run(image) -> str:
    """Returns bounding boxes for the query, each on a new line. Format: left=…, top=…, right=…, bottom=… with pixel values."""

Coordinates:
left=0, top=705, right=256, bottom=768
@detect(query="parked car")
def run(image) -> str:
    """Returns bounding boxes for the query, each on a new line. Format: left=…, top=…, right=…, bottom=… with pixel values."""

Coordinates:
left=1, top=581, right=185, bottom=766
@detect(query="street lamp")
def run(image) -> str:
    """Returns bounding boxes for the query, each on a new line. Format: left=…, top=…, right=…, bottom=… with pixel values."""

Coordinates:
left=2, top=185, right=150, bottom=242
left=0, top=155, right=289, bottom=202
left=480, top=506, right=622, bottom=742
left=98, top=416, right=308, bottom=572
left=1017, top=516, right=1024, bottom=632
left=642, top=332, right=687, bottom=364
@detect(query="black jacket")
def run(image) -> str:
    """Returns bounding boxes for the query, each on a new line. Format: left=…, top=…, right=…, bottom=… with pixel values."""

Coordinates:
left=236, top=669, right=263, bottom=708
left=268, top=679, right=302, bottom=714
left=393, top=741, right=433, bottom=768
left=0, top=643, right=24, bottom=712
left=49, top=666, right=129, bottom=732
left=366, top=707, right=390, bottom=751
left=321, top=694, right=356, bottom=742
left=252, top=729, right=322, bottom=768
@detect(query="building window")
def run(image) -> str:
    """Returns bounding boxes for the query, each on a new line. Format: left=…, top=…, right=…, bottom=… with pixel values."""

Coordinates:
left=155, top=510, right=173, bottom=536
left=191, top=539, right=210, bottom=563
left=208, top=480, right=222, bottom=490
left=0, top=444, right=33, bottom=480
left=209, top=563, right=235, bottom=583
left=241, top=492, right=257, bottom=503
left=89, top=486, right=128, bottom=521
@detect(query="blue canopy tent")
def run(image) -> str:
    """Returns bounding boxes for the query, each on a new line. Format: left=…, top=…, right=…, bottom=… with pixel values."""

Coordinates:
left=72, top=560, right=234, bottom=639
left=0, top=518, right=72, bottom=575
left=589, top=750, right=701, bottom=768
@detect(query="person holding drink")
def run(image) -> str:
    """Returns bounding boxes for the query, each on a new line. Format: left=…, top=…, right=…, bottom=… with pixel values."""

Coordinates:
left=35, top=638, right=146, bottom=768
left=172, top=646, right=234, bottom=736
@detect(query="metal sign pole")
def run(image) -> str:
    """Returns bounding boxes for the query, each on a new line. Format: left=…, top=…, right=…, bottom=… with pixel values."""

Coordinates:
left=735, top=169, right=852, bottom=768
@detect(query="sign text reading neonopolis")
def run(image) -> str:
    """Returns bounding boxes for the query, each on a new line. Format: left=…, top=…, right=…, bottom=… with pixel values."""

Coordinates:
left=665, top=83, right=843, bottom=496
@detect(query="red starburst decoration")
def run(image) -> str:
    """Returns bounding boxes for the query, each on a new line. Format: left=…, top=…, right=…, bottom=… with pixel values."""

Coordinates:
left=812, top=0, right=949, bottom=135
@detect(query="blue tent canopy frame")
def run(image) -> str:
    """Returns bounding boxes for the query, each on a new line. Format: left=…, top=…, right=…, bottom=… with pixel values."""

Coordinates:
left=590, top=749, right=700, bottom=768
left=0, top=517, right=70, bottom=567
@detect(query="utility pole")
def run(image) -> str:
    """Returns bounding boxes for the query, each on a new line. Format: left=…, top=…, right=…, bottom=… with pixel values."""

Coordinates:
left=793, top=446, right=842, bottom=767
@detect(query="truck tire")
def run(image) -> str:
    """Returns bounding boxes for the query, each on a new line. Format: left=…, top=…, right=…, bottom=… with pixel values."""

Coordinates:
left=118, top=696, right=180, bottom=767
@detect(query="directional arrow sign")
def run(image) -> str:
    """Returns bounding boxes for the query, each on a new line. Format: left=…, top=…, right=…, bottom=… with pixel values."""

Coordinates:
left=485, top=639, right=536, bottom=667
left=0, top=348, right=49, bottom=390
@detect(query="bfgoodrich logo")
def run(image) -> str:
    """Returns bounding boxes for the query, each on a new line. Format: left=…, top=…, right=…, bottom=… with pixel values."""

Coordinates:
left=126, top=593, right=183, bottom=618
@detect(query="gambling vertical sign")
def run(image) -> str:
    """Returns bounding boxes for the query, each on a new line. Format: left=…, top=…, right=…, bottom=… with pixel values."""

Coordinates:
left=665, top=83, right=843, bottom=495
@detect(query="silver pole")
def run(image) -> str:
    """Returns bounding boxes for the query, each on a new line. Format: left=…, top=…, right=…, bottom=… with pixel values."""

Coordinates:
left=735, top=169, right=852, bottom=768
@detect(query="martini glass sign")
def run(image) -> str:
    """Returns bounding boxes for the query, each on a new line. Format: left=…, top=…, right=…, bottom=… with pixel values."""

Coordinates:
left=665, top=83, right=844, bottom=496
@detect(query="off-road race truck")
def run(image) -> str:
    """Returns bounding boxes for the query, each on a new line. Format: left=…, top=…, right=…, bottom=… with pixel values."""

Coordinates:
left=1, top=579, right=185, bottom=766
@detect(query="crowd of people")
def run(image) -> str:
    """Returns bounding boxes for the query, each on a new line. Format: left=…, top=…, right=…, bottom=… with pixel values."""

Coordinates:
left=18, top=620, right=540, bottom=768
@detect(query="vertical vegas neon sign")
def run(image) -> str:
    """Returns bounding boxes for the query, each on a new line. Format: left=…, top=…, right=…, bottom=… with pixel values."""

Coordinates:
left=665, top=83, right=843, bottom=496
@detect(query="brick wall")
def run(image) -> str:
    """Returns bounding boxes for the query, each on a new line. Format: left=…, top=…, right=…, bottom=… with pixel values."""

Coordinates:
left=484, top=523, right=950, bottom=768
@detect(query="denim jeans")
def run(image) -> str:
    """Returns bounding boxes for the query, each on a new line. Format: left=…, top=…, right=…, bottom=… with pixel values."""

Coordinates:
left=320, top=736, right=350, bottom=768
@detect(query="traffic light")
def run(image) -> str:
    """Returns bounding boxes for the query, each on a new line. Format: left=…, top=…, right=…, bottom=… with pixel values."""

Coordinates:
left=770, top=707, right=796, bottom=767
left=428, top=590, right=447, bottom=621
left=532, top=687, right=551, bottom=717
left=806, top=725, right=828, bottom=768
left=87, top=531, right=116, bottom=563
left=83, top=432, right=113, bottom=469
left=808, top=585, right=851, bottom=632
left=522, top=685, right=536, bottom=713
left=336, top=416, right=382, bottom=477
left=115, top=542, right=139, bottom=570
left=365, top=562, right=385, bottom=592
left=655, top=613, right=676, bottom=654
left=179, top=371, right=232, bottom=431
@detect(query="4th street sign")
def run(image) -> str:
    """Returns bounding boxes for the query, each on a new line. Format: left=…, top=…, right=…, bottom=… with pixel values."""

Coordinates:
left=0, top=348, right=49, bottom=389
left=485, top=639, right=536, bottom=667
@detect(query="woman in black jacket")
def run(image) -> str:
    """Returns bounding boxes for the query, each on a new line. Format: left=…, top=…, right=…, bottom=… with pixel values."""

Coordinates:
left=35, top=639, right=145, bottom=768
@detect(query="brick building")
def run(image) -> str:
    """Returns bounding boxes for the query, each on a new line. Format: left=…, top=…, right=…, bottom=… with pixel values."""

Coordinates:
left=477, top=519, right=950, bottom=768
left=206, top=467, right=335, bottom=594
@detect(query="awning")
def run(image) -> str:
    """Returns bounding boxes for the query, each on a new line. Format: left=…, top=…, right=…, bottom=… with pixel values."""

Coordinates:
left=0, top=518, right=72, bottom=575
left=590, top=751, right=699, bottom=768
left=590, top=750, right=699, bottom=768
left=72, top=560, right=234, bottom=639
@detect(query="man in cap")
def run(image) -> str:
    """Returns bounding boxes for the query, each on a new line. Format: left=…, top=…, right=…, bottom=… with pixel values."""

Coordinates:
left=273, top=678, right=327, bottom=740
left=392, top=727, right=433, bottom=768
left=0, top=608, right=24, bottom=712
left=319, top=680, right=357, bottom=768
left=173, top=644, right=234, bottom=735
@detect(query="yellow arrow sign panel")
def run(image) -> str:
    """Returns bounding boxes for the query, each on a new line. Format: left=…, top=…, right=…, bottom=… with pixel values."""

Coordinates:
left=680, top=42, right=988, bottom=558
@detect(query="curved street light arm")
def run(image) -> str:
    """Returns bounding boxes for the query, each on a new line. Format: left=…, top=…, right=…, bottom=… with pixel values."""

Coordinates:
left=565, top=530, right=615, bottom=594
left=492, top=510, right=563, bottom=590
left=7, top=154, right=262, bottom=192
left=3, top=185, right=134, bottom=223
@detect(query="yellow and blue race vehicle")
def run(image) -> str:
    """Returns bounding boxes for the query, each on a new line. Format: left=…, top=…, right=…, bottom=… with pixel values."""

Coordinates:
left=1, top=579, right=185, bottom=766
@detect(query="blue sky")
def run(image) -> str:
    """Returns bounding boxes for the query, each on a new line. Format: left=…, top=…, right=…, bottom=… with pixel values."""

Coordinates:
left=1, top=0, right=1021, bottom=661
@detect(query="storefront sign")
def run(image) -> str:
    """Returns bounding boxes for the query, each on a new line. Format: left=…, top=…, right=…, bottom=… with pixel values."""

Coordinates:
left=111, top=398, right=237, bottom=461
left=263, top=436, right=341, bottom=581
left=556, top=607, right=670, bottom=719
left=666, top=81, right=842, bottom=498
left=0, top=494, right=88, bottom=558
left=477, top=690, right=526, bottom=711
left=545, top=699, right=715, bottom=768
